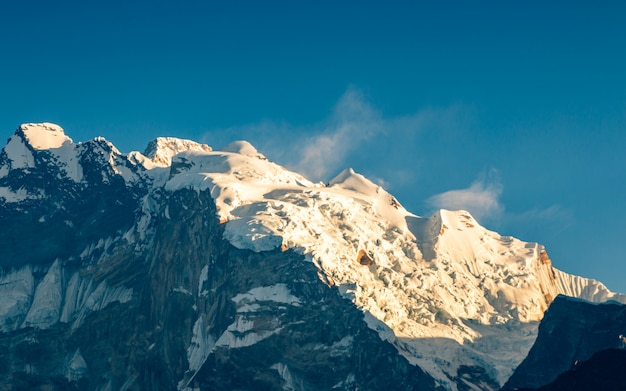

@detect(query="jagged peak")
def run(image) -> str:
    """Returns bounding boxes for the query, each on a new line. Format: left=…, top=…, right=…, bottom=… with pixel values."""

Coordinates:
left=0, top=123, right=83, bottom=182
left=143, top=137, right=212, bottom=167
left=220, top=140, right=266, bottom=160
left=18, top=122, right=74, bottom=150
left=86, top=136, right=122, bottom=155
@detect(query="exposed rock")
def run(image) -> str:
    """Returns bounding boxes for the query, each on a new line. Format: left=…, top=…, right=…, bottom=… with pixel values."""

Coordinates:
left=502, top=295, right=626, bottom=390
left=356, top=249, right=373, bottom=266
left=526, top=349, right=626, bottom=391
left=0, top=188, right=439, bottom=390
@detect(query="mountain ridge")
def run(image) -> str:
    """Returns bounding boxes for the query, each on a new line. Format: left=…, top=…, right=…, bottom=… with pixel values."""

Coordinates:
left=1, top=123, right=624, bottom=390
left=502, top=295, right=626, bottom=390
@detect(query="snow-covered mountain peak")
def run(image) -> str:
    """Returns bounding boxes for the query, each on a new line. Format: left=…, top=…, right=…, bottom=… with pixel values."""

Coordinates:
left=330, top=167, right=381, bottom=195
left=19, top=122, right=72, bottom=150
left=0, top=123, right=83, bottom=183
left=143, top=137, right=212, bottom=167
left=157, top=139, right=626, bottom=388
left=3, top=124, right=626, bottom=390
left=219, top=140, right=266, bottom=160
left=164, top=147, right=316, bottom=248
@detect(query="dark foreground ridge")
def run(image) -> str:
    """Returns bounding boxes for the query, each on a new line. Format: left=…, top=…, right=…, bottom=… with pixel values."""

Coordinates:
left=502, top=295, right=626, bottom=390
left=512, top=349, right=626, bottom=391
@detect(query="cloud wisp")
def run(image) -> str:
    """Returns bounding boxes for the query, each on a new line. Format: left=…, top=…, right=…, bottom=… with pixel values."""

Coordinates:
left=426, top=170, right=504, bottom=223
left=425, top=170, right=574, bottom=236
left=202, top=87, right=468, bottom=183
left=292, top=87, right=384, bottom=180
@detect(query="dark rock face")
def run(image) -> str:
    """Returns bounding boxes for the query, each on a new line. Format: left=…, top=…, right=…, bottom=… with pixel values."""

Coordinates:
left=0, top=185, right=440, bottom=390
left=0, top=134, right=144, bottom=269
left=455, top=365, right=500, bottom=391
left=532, top=348, right=626, bottom=391
left=502, top=295, right=626, bottom=390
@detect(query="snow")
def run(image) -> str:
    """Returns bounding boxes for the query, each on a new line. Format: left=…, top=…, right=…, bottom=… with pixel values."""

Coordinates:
left=220, top=140, right=266, bottom=159
left=19, top=260, right=132, bottom=330
left=0, top=186, right=34, bottom=203
left=214, top=316, right=282, bottom=349
left=186, top=315, right=215, bottom=375
left=270, top=362, right=305, bottom=391
left=3, top=134, right=35, bottom=169
left=144, top=137, right=212, bottom=167
left=173, top=286, right=192, bottom=296
left=3, top=125, right=625, bottom=390
left=75, top=280, right=133, bottom=319
left=330, top=336, right=353, bottom=357
left=179, top=284, right=301, bottom=390
left=198, top=265, right=209, bottom=296
left=60, top=271, right=133, bottom=328
left=211, top=285, right=301, bottom=348
left=232, top=284, right=301, bottom=306
left=20, top=123, right=69, bottom=150
left=158, top=139, right=626, bottom=389
left=0, top=266, right=35, bottom=332
left=22, top=259, right=63, bottom=329
left=178, top=315, right=215, bottom=390
left=20, top=123, right=83, bottom=182
left=0, top=123, right=85, bottom=182
left=60, top=272, right=94, bottom=323
left=0, top=260, right=133, bottom=332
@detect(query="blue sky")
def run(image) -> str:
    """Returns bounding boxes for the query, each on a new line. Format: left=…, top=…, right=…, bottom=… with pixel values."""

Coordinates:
left=1, top=1, right=625, bottom=292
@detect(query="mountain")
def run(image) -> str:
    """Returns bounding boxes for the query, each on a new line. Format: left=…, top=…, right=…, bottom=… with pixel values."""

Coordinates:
left=0, top=123, right=624, bottom=390
left=516, top=348, right=626, bottom=391
left=502, top=295, right=626, bottom=390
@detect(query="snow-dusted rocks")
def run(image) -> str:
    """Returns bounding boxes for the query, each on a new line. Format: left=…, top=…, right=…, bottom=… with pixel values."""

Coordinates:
left=0, top=261, right=133, bottom=332
left=19, top=123, right=83, bottom=182
left=0, top=266, right=34, bottom=332
left=143, top=137, right=212, bottom=167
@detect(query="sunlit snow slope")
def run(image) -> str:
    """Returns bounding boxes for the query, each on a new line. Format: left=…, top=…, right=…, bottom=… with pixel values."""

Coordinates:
left=2, top=123, right=625, bottom=390
left=161, top=137, right=626, bottom=389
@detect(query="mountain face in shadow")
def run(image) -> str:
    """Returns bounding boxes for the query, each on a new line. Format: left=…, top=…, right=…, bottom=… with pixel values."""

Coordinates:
left=502, top=296, right=626, bottom=390
left=511, top=349, right=626, bottom=391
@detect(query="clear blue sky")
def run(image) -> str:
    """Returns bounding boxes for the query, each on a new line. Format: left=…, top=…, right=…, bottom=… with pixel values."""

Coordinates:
left=1, top=1, right=625, bottom=292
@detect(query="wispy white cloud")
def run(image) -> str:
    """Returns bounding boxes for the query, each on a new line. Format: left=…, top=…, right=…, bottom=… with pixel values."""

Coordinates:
left=201, top=87, right=468, bottom=183
left=292, top=87, right=384, bottom=180
left=426, top=170, right=574, bottom=235
left=426, top=169, right=503, bottom=222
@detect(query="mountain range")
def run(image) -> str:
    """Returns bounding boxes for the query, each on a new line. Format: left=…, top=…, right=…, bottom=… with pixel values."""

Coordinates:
left=0, top=123, right=624, bottom=390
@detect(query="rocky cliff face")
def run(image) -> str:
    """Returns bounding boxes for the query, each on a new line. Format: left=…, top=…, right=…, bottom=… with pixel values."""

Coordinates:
left=517, top=348, right=626, bottom=391
left=502, top=295, right=626, bottom=390
left=0, top=125, right=438, bottom=390
left=0, top=123, right=624, bottom=391
left=0, top=185, right=439, bottom=390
